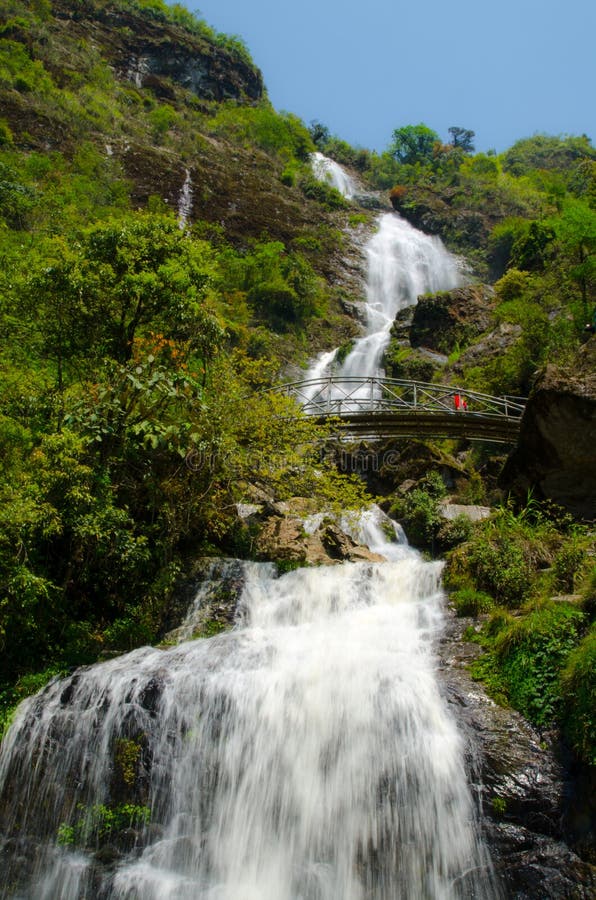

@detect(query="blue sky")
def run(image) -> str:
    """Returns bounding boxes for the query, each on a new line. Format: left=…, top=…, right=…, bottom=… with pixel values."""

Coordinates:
left=194, top=0, right=595, bottom=155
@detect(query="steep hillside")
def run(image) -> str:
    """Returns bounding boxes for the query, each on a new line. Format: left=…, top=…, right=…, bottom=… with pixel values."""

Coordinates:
left=0, top=0, right=366, bottom=325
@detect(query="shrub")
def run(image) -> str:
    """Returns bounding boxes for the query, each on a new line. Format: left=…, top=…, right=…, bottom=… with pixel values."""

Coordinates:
left=0, top=119, right=13, bottom=146
left=450, top=587, right=494, bottom=616
left=560, top=625, right=596, bottom=764
left=580, top=566, right=596, bottom=621
left=391, top=471, right=446, bottom=551
left=437, top=514, right=473, bottom=550
left=552, top=537, right=589, bottom=593
left=298, top=173, right=349, bottom=210
left=467, top=537, right=533, bottom=607
left=492, top=603, right=585, bottom=727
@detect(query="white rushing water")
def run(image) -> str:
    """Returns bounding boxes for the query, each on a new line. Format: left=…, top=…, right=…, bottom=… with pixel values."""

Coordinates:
left=305, top=156, right=465, bottom=404
left=311, top=152, right=358, bottom=200
left=0, top=510, right=497, bottom=899
left=178, top=169, right=193, bottom=230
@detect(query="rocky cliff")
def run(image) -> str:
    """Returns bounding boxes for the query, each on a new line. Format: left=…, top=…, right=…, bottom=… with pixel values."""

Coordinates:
left=50, top=0, right=263, bottom=103
left=501, top=339, right=596, bottom=520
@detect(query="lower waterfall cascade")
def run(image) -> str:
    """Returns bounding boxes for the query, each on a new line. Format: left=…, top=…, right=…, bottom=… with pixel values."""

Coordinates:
left=0, top=510, right=500, bottom=899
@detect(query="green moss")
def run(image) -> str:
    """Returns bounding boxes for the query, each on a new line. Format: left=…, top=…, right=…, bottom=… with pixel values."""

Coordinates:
left=275, top=558, right=306, bottom=575
left=491, top=796, right=507, bottom=816
left=115, top=737, right=142, bottom=787
left=192, top=619, right=229, bottom=639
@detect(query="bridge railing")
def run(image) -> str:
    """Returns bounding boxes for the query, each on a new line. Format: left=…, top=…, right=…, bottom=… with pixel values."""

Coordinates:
left=277, top=376, right=526, bottom=420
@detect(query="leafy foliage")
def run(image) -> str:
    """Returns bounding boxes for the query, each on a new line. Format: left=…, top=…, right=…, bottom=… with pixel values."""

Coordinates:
left=390, top=124, right=439, bottom=165
left=447, top=499, right=595, bottom=757
left=389, top=471, right=447, bottom=552
left=471, top=602, right=585, bottom=728
left=560, top=625, right=596, bottom=764
left=57, top=802, right=151, bottom=848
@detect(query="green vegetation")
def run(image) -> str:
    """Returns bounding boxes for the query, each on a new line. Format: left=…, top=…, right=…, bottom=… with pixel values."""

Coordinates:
left=389, top=470, right=447, bottom=550
left=115, top=737, right=143, bottom=786
left=57, top=802, right=151, bottom=848
left=445, top=499, right=595, bottom=763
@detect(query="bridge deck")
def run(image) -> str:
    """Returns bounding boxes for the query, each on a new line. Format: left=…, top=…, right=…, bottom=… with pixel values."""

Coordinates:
left=315, top=410, right=521, bottom=443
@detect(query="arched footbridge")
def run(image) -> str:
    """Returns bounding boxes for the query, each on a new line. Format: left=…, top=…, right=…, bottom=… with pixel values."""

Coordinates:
left=276, top=376, right=526, bottom=443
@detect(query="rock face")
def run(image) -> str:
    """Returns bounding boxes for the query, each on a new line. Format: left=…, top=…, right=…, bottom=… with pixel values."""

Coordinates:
left=53, top=0, right=263, bottom=103
left=409, top=284, right=497, bottom=355
left=390, top=187, right=491, bottom=249
left=450, top=321, right=523, bottom=372
left=501, top=340, right=596, bottom=519
left=255, top=514, right=385, bottom=566
left=440, top=611, right=596, bottom=897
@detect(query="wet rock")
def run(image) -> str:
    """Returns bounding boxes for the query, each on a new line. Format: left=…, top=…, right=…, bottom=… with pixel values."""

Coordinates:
left=138, top=676, right=165, bottom=716
left=162, top=558, right=249, bottom=641
left=389, top=305, right=415, bottom=342
left=255, top=513, right=385, bottom=566
left=339, top=296, right=367, bottom=323
left=439, top=610, right=596, bottom=895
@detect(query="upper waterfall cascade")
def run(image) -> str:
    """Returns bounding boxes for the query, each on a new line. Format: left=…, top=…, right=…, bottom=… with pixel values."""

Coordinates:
left=306, top=155, right=465, bottom=403
left=0, top=508, right=498, bottom=899
left=311, top=151, right=358, bottom=199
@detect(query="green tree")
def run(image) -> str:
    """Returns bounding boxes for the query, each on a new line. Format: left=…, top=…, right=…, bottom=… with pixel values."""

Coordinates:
left=552, top=199, right=596, bottom=320
left=390, top=123, right=439, bottom=165
left=23, top=215, right=223, bottom=381
left=502, top=134, right=596, bottom=177
left=448, top=126, right=475, bottom=154
left=309, top=120, right=330, bottom=150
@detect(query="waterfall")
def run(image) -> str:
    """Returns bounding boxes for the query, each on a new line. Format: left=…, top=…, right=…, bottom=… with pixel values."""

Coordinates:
left=341, top=214, right=463, bottom=381
left=311, top=152, right=358, bottom=199
left=0, top=511, right=498, bottom=899
left=178, top=169, right=193, bottom=229
left=126, top=56, right=149, bottom=89
left=306, top=156, right=465, bottom=401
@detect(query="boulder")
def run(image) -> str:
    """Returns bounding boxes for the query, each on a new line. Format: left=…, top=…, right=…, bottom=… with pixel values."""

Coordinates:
left=255, top=515, right=385, bottom=566
left=409, top=285, right=497, bottom=354
left=500, top=340, right=596, bottom=520
left=439, top=501, right=492, bottom=523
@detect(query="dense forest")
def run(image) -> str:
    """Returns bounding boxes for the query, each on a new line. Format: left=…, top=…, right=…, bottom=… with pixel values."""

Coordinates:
left=0, top=0, right=594, bottom=783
